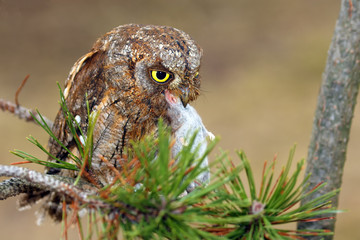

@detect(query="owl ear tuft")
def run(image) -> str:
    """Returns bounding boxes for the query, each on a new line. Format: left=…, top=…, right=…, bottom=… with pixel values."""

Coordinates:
left=65, top=50, right=99, bottom=88
left=63, top=50, right=107, bottom=99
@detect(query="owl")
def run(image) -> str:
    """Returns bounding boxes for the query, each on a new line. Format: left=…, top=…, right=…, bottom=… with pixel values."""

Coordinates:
left=19, top=24, right=207, bottom=221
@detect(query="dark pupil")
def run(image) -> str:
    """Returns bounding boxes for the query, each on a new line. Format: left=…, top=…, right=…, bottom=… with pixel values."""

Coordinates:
left=156, top=71, right=167, bottom=80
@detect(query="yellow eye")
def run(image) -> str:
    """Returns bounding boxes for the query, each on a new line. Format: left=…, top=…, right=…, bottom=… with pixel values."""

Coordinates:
left=150, top=70, right=171, bottom=83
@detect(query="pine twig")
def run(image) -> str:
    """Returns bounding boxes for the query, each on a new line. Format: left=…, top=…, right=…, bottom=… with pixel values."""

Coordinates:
left=1, top=74, right=54, bottom=127
left=0, top=99, right=53, bottom=128
left=15, top=74, right=30, bottom=106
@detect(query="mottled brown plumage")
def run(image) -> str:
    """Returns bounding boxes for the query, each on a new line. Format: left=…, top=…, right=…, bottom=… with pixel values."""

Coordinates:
left=21, top=24, right=204, bottom=221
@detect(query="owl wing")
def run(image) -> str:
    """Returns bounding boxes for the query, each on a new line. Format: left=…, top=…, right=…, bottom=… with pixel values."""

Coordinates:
left=46, top=49, right=108, bottom=174
left=18, top=49, right=114, bottom=221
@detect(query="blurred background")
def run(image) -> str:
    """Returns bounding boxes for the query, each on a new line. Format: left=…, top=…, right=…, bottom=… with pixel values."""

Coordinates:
left=0, top=0, right=357, bottom=239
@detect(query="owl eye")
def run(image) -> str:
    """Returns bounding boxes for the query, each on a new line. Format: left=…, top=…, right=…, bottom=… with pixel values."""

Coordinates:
left=150, top=70, right=172, bottom=83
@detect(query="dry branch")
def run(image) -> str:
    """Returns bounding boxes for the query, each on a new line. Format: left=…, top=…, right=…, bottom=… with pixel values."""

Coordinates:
left=298, top=0, right=360, bottom=238
left=0, top=99, right=53, bottom=128
left=0, top=165, right=101, bottom=206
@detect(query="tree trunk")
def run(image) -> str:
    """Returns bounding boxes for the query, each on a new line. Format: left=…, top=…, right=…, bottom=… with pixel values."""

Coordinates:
left=298, top=0, right=360, bottom=239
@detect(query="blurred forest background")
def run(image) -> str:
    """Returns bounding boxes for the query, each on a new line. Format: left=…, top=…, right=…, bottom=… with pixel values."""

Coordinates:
left=0, top=0, right=357, bottom=239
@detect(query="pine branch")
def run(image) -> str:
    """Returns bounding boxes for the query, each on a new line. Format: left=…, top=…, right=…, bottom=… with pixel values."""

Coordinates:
left=0, top=83, right=342, bottom=239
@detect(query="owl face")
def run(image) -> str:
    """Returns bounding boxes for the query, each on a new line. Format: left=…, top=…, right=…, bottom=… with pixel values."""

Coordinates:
left=95, top=24, right=203, bottom=107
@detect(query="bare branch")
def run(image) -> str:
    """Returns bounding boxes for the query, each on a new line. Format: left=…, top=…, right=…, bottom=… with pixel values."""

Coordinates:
left=0, top=99, right=53, bottom=128
left=0, top=177, right=43, bottom=200
left=298, top=0, right=360, bottom=238
left=0, top=165, right=103, bottom=207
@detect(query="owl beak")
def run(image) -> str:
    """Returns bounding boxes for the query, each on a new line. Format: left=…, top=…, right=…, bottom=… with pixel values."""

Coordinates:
left=179, top=87, right=190, bottom=107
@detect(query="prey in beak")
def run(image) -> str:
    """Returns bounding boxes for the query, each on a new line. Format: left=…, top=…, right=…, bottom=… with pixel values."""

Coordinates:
left=167, top=72, right=200, bottom=108
left=164, top=90, right=180, bottom=106
left=164, top=88, right=189, bottom=108
left=164, top=89, right=214, bottom=194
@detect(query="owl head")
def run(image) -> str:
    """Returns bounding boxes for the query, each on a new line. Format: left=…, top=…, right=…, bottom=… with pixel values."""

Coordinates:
left=63, top=24, right=203, bottom=119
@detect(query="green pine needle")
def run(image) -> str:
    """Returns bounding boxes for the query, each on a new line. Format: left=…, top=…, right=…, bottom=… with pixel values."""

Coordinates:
left=8, top=83, right=342, bottom=239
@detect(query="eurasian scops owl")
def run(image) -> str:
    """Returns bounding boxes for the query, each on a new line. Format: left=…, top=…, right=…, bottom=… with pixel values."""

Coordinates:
left=20, top=24, right=212, bottom=221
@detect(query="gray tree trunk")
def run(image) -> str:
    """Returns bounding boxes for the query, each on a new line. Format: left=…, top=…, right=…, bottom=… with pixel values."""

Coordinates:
left=297, top=0, right=360, bottom=239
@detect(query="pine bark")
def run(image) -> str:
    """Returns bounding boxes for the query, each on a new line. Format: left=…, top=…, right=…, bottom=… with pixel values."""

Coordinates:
left=298, top=0, right=360, bottom=239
